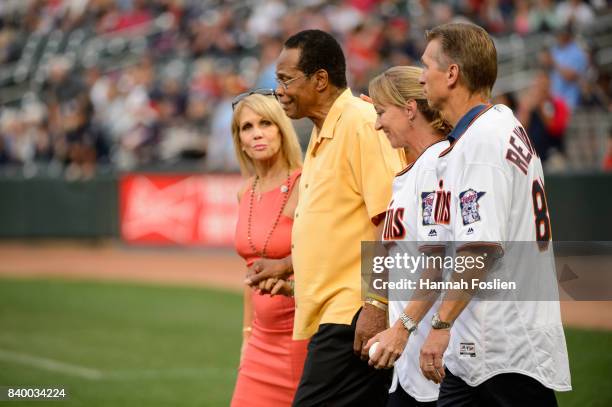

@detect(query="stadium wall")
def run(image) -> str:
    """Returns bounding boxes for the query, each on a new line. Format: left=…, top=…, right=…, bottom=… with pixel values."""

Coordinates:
left=0, top=173, right=609, bottom=242
left=0, top=175, right=118, bottom=238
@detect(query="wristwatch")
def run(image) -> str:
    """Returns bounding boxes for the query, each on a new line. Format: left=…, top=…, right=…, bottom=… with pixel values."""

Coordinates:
left=399, top=312, right=418, bottom=333
left=431, top=313, right=452, bottom=330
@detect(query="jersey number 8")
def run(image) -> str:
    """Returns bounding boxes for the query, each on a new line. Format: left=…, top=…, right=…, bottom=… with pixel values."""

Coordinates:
left=531, top=179, right=551, bottom=247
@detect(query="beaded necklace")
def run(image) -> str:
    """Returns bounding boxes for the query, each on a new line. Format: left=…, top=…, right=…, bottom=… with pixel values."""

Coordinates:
left=247, top=171, right=291, bottom=258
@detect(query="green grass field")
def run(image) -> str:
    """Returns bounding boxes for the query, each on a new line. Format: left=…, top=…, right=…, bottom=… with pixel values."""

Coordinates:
left=0, top=278, right=610, bottom=406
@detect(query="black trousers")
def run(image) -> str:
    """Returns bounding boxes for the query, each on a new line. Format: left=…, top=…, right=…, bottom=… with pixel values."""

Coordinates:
left=292, top=309, right=391, bottom=407
left=387, top=384, right=437, bottom=407
left=437, top=367, right=558, bottom=407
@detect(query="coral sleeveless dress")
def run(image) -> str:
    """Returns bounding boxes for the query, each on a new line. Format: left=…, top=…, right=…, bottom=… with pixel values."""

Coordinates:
left=231, top=169, right=308, bottom=407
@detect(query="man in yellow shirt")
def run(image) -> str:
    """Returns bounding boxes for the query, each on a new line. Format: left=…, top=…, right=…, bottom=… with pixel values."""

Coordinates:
left=256, top=29, right=404, bottom=406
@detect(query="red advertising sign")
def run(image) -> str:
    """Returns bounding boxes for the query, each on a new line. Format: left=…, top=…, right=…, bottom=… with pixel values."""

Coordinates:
left=119, top=173, right=243, bottom=246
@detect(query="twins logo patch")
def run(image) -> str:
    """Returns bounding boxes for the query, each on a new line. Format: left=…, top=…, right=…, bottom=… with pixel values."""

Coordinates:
left=421, top=192, right=435, bottom=225
left=459, top=189, right=486, bottom=225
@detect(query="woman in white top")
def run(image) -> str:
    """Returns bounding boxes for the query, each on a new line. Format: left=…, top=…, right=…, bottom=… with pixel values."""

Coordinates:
left=365, top=66, right=451, bottom=407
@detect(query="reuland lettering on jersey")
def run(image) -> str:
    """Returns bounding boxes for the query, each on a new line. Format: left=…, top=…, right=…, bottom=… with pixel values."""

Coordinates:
left=459, top=189, right=486, bottom=225
left=421, top=192, right=435, bottom=225
left=434, top=180, right=451, bottom=225
left=506, top=126, right=535, bottom=175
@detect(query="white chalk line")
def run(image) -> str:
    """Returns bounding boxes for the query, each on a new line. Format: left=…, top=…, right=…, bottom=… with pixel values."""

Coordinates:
left=0, top=348, right=235, bottom=381
left=104, top=366, right=236, bottom=380
left=0, top=348, right=103, bottom=380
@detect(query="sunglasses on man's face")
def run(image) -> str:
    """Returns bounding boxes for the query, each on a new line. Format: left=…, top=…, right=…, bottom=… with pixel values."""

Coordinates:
left=231, top=88, right=277, bottom=110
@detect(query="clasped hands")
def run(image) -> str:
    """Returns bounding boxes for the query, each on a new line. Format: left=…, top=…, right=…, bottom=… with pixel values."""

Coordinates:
left=244, top=258, right=293, bottom=296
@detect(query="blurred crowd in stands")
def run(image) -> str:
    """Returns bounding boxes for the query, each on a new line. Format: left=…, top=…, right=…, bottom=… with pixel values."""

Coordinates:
left=0, top=0, right=611, bottom=178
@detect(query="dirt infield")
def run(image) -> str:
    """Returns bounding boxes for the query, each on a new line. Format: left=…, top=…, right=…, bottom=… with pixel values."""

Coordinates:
left=0, top=241, right=610, bottom=330
left=0, top=241, right=245, bottom=291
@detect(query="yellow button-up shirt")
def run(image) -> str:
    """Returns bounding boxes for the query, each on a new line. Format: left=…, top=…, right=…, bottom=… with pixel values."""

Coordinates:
left=292, top=89, right=404, bottom=339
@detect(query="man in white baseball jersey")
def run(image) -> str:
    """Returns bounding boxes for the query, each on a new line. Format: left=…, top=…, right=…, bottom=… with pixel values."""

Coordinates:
left=417, top=23, right=571, bottom=406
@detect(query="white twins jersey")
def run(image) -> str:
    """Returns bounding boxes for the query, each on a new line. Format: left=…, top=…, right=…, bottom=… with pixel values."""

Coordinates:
left=434, top=104, right=571, bottom=390
left=382, top=139, right=449, bottom=401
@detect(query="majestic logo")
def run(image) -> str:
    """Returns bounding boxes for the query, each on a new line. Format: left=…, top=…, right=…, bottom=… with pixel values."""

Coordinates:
left=421, top=192, right=435, bottom=226
left=467, top=227, right=474, bottom=235
left=428, top=229, right=437, bottom=237
left=459, top=189, right=486, bottom=225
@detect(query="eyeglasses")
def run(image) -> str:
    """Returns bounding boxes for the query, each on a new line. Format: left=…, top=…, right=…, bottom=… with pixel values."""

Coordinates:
left=276, top=75, right=306, bottom=91
left=231, top=88, right=277, bottom=110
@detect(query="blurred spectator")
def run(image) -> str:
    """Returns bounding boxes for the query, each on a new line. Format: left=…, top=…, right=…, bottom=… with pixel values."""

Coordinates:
left=479, top=0, right=507, bottom=34
left=517, top=70, right=570, bottom=161
left=379, top=18, right=419, bottom=67
left=540, top=24, right=588, bottom=111
left=512, top=0, right=532, bottom=36
left=581, top=61, right=612, bottom=111
left=205, top=71, right=243, bottom=172
left=345, top=21, right=383, bottom=94
left=246, top=0, right=286, bottom=39
left=530, top=0, right=562, bottom=33
left=255, top=36, right=283, bottom=89
left=0, top=0, right=610, bottom=175
left=555, top=0, right=595, bottom=31
left=322, top=1, right=363, bottom=36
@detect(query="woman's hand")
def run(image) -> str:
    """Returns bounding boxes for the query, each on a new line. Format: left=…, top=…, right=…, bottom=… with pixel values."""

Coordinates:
left=256, top=278, right=294, bottom=297
left=245, top=258, right=292, bottom=290
left=365, top=321, right=410, bottom=369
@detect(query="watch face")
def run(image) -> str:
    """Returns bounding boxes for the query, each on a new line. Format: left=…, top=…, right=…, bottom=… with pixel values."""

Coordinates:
left=432, top=313, right=451, bottom=329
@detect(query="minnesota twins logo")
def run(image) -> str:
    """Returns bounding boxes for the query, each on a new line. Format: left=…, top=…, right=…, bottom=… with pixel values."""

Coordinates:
left=459, top=189, right=486, bottom=225
left=421, top=192, right=435, bottom=226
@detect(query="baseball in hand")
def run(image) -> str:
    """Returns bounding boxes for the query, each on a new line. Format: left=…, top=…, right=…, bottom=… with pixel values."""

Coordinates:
left=368, top=342, right=379, bottom=358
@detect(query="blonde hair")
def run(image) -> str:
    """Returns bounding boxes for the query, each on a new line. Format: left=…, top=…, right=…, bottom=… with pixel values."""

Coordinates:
left=231, top=94, right=303, bottom=175
left=368, top=66, right=452, bottom=136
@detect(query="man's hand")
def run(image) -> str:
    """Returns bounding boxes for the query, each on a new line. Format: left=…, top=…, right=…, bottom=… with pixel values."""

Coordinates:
left=245, top=258, right=292, bottom=290
left=353, top=303, right=388, bottom=361
left=419, top=328, right=450, bottom=384
left=365, top=321, right=409, bottom=369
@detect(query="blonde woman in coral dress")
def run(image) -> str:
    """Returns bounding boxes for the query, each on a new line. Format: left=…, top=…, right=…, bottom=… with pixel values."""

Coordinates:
left=230, top=91, right=308, bottom=406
